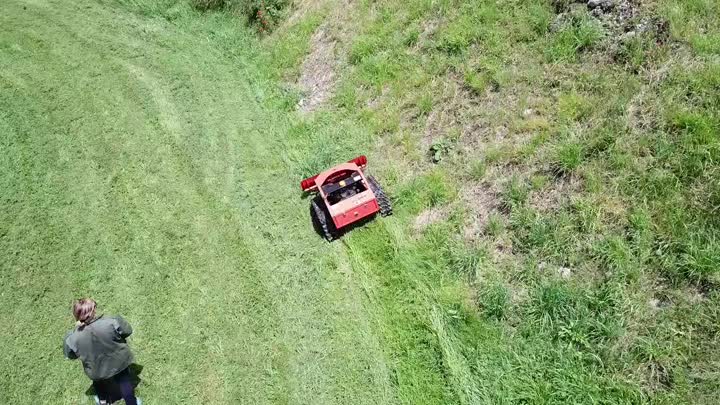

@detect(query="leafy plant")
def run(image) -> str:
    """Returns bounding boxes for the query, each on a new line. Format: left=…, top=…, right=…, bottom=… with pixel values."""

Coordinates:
left=430, top=138, right=453, bottom=163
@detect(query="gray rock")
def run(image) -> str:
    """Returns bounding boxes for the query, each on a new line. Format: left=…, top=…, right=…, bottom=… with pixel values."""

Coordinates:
left=588, top=0, right=614, bottom=11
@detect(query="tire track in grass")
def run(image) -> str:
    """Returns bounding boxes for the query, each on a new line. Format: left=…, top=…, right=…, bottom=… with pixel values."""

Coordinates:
left=343, top=220, right=468, bottom=405
left=116, top=64, right=287, bottom=402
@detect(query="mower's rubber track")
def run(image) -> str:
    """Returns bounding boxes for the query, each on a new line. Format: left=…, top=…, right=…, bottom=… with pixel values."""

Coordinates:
left=311, top=196, right=336, bottom=241
left=368, top=176, right=393, bottom=216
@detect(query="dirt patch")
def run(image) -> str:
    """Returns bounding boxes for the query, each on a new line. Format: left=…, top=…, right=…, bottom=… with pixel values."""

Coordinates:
left=416, top=18, right=440, bottom=49
left=420, top=75, right=526, bottom=163
left=453, top=78, right=539, bottom=159
left=529, top=173, right=583, bottom=213
left=366, top=85, right=390, bottom=109
left=297, top=26, right=338, bottom=113
left=421, top=78, right=473, bottom=150
left=414, top=206, right=449, bottom=232
left=461, top=182, right=502, bottom=240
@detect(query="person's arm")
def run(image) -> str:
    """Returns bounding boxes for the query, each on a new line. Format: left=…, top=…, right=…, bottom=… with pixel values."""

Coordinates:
left=63, top=331, right=77, bottom=360
left=113, top=316, right=133, bottom=338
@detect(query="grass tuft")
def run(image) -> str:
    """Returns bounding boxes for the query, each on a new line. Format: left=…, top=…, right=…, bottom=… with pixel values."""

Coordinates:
left=545, top=14, right=603, bottom=62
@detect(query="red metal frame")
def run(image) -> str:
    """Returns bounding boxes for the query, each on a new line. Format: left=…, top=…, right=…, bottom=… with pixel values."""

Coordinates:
left=300, top=156, right=379, bottom=229
left=300, top=156, right=367, bottom=192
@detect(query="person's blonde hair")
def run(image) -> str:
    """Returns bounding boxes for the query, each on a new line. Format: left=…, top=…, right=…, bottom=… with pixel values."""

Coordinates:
left=72, top=298, right=97, bottom=327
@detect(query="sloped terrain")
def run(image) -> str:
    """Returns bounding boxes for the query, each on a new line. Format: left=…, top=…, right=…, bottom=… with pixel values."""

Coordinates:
left=1, top=0, right=719, bottom=403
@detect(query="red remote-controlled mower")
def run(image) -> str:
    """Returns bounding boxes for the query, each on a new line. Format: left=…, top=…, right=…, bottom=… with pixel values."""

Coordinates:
left=300, top=156, right=392, bottom=241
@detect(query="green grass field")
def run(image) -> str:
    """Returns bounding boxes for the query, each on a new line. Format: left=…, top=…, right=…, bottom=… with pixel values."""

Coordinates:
left=0, top=1, right=396, bottom=403
left=1, top=0, right=719, bottom=403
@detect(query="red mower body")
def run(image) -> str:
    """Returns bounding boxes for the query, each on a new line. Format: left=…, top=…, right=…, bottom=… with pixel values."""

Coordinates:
left=301, top=156, right=392, bottom=240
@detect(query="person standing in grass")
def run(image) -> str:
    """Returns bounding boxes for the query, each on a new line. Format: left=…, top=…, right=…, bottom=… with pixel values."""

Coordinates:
left=63, top=298, right=142, bottom=405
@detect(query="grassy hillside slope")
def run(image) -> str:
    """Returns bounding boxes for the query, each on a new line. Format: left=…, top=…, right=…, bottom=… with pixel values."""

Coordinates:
left=260, top=0, right=720, bottom=402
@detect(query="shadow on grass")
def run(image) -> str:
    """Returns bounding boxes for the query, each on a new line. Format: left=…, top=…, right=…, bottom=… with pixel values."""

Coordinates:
left=84, top=364, right=143, bottom=403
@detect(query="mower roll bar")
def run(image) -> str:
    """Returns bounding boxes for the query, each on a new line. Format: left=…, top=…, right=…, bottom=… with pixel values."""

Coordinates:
left=300, top=155, right=367, bottom=192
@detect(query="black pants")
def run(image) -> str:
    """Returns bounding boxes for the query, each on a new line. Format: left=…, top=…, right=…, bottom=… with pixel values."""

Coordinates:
left=92, top=367, right=137, bottom=405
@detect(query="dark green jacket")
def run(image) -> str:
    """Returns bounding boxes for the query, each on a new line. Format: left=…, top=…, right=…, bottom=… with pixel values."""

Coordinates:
left=63, top=315, right=134, bottom=380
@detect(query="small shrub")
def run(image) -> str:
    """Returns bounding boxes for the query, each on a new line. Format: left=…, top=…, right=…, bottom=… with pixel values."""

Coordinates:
left=527, top=280, right=622, bottom=347
left=366, top=107, right=400, bottom=135
left=357, top=53, right=404, bottom=86
left=506, top=2, right=552, bottom=42
left=464, top=68, right=506, bottom=94
left=435, top=4, right=497, bottom=54
left=404, top=28, right=420, bottom=47
left=484, top=146, right=510, bottom=164
left=464, top=70, right=488, bottom=94
left=614, top=34, right=653, bottom=72
left=334, top=83, right=359, bottom=109
left=527, top=3, right=553, bottom=36
left=530, top=174, right=550, bottom=190
left=396, top=171, right=456, bottom=214
left=448, top=244, right=487, bottom=277
left=679, top=235, right=720, bottom=281
left=585, top=126, right=616, bottom=157
left=551, top=0, right=573, bottom=13
left=192, top=0, right=224, bottom=10
left=530, top=281, right=577, bottom=327
left=436, top=20, right=475, bottom=54
left=594, top=235, right=637, bottom=280
left=571, top=198, right=601, bottom=233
